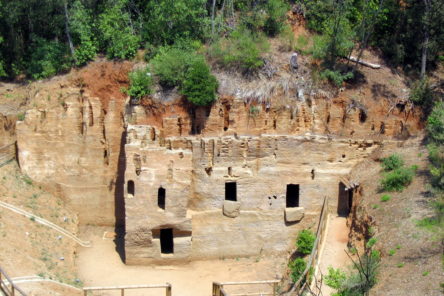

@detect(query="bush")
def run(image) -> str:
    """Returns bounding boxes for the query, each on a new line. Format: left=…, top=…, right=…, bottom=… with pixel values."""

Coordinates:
left=263, top=0, right=290, bottom=37
left=380, top=167, right=414, bottom=192
left=427, top=102, right=444, bottom=144
left=70, top=0, right=97, bottom=66
left=27, top=38, right=71, bottom=79
left=325, top=267, right=346, bottom=290
left=319, top=69, right=353, bottom=87
left=181, top=59, right=218, bottom=106
left=289, top=258, right=306, bottom=283
left=381, top=154, right=404, bottom=171
left=208, top=28, right=269, bottom=74
left=296, top=229, right=316, bottom=255
left=124, top=68, right=153, bottom=100
left=151, top=47, right=200, bottom=88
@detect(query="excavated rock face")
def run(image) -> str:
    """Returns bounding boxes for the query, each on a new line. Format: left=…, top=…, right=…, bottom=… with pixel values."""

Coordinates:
left=16, top=90, right=124, bottom=225
left=124, top=122, right=380, bottom=264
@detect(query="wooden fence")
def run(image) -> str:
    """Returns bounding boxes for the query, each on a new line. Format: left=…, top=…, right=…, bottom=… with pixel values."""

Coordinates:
left=0, top=266, right=27, bottom=296
left=289, top=196, right=329, bottom=295
left=0, top=142, right=16, bottom=167
left=83, top=283, right=172, bottom=296
left=212, top=280, right=280, bottom=296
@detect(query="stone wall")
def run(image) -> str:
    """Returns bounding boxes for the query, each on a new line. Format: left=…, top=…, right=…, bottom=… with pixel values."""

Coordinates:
left=16, top=91, right=124, bottom=225
left=124, top=124, right=379, bottom=264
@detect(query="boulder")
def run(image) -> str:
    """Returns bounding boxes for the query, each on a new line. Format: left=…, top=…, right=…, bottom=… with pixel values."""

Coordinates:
left=223, top=200, right=241, bottom=218
left=285, top=207, right=305, bottom=223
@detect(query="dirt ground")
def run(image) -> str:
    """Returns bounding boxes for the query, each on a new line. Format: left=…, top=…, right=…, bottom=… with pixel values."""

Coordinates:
left=350, top=136, right=443, bottom=296
left=0, top=161, right=80, bottom=293
left=317, top=215, right=350, bottom=296
left=76, top=226, right=287, bottom=296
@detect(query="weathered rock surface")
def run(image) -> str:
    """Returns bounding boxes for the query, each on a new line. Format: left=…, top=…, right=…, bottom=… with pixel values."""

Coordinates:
left=285, top=207, right=305, bottom=222
left=223, top=200, right=241, bottom=218
left=16, top=90, right=124, bottom=225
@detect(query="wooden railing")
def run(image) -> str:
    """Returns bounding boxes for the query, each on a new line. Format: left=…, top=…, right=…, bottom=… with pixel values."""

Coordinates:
left=0, top=266, right=27, bottom=296
left=0, top=142, right=16, bottom=167
left=290, top=196, right=329, bottom=295
left=83, top=283, right=172, bottom=296
left=212, top=280, right=280, bottom=296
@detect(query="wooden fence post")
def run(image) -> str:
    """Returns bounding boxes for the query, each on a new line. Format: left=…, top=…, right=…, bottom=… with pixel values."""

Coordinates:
left=166, top=283, right=172, bottom=296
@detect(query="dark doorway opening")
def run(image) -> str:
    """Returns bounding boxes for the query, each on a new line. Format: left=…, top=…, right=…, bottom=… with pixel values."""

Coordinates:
left=338, top=182, right=353, bottom=216
left=127, top=180, right=135, bottom=196
left=158, top=187, right=166, bottom=210
left=286, top=184, right=300, bottom=207
left=160, top=228, right=174, bottom=254
left=225, top=182, right=237, bottom=201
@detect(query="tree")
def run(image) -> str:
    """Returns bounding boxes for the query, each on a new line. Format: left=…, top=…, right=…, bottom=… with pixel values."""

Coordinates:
left=70, top=0, right=97, bottom=66
left=98, top=0, right=140, bottom=59
left=181, top=58, right=218, bottom=106
left=142, top=0, right=208, bottom=45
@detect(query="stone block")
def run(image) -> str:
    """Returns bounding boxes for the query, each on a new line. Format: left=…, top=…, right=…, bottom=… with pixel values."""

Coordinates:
left=285, top=207, right=304, bottom=223
left=223, top=200, right=241, bottom=218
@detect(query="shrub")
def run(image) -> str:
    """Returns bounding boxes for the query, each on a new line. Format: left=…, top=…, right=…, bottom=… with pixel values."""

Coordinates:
left=427, top=102, right=444, bottom=144
left=181, top=59, right=218, bottom=106
left=381, top=154, right=404, bottom=171
left=380, top=194, right=391, bottom=202
left=296, top=229, right=316, bottom=255
left=27, top=38, right=71, bottom=79
left=263, top=0, right=290, bottom=37
left=325, top=267, right=346, bottom=290
left=70, top=0, right=97, bottom=66
left=208, top=28, right=269, bottom=74
left=151, top=47, right=200, bottom=88
left=380, top=167, right=414, bottom=192
left=319, top=69, right=353, bottom=87
left=124, top=68, right=153, bottom=100
left=288, top=258, right=306, bottom=283
left=409, top=78, right=433, bottom=108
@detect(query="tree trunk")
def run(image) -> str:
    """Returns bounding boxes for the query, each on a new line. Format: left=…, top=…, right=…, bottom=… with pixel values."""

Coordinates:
left=420, top=0, right=431, bottom=78
left=63, top=1, right=76, bottom=60
left=211, top=0, right=216, bottom=37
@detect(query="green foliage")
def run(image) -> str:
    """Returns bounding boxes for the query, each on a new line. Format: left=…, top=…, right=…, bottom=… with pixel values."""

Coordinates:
left=98, top=0, right=140, bottom=59
left=151, top=47, right=200, bottom=88
left=366, top=237, right=377, bottom=249
left=319, top=69, right=353, bottom=87
left=143, top=0, right=208, bottom=45
left=0, top=36, right=5, bottom=77
left=70, top=0, right=97, bottom=66
left=296, top=229, right=316, bottom=255
left=181, top=59, right=218, bottom=106
left=288, top=258, right=306, bottom=283
left=427, top=102, right=444, bottom=145
left=380, top=167, right=414, bottom=192
left=380, top=194, right=391, bottom=202
left=410, top=78, right=433, bottom=107
left=388, top=249, right=396, bottom=256
left=381, top=154, right=404, bottom=171
left=27, top=38, right=70, bottom=80
left=278, top=25, right=296, bottom=52
left=263, top=0, right=290, bottom=37
left=311, top=3, right=355, bottom=68
left=209, top=28, right=269, bottom=74
left=17, top=113, right=25, bottom=121
left=125, top=68, right=153, bottom=100
left=325, top=267, right=347, bottom=290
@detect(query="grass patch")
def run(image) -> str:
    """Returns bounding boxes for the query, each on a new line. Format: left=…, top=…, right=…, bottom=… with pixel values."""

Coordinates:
left=380, top=167, right=415, bottom=192
left=380, top=194, right=391, bottom=202
left=371, top=204, right=379, bottom=209
left=388, top=249, right=396, bottom=256
left=397, top=262, right=405, bottom=268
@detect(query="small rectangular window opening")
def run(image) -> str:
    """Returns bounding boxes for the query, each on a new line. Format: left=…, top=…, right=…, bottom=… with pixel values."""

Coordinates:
left=225, top=182, right=237, bottom=201
left=160, top=228, right=174, bottom=254
left=127, top=180, right=135, bottom=196
left=158, top=187, right=166, bottom=210
left=286, top=184, right=300, bottom=207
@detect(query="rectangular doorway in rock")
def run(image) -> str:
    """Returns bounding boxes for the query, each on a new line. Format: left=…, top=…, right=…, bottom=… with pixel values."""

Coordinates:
left=158, top=187, right=166, bottom=210
left=338, top=182, right=352, bottom=216
left=160, top=228, right=174, bottom=254
left=127, top=180, right=135, bottom=196
left=225, top=182, right=237, bottom=201
left=286, top=184, right=300, bottom=207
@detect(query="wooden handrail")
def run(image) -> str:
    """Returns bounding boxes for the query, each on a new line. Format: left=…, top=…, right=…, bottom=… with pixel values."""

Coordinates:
left=83, top=283, right=172, bottom=296
left=290, top=196, right=329, bottom=295
left=0, top=266, right=27, bottom=296
left=212, top=280, right=279, bottom=296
